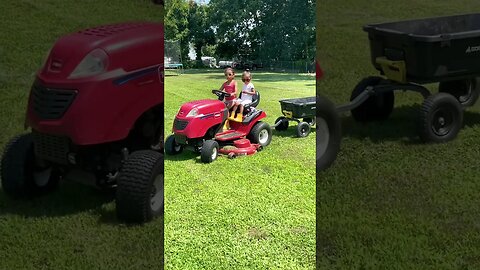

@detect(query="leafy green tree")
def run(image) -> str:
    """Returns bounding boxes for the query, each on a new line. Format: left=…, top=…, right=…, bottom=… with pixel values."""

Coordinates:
left=208, top=0, right=315, bottom=61
left=165, top=0, right=315, bottom=63
left=188, top=2, right=216, bottom=60
left=164, top=0, right=190, bottom=62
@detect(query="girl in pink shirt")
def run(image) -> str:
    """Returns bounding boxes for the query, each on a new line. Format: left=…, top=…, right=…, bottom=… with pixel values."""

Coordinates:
left=219, top=67, right=238, bottom=109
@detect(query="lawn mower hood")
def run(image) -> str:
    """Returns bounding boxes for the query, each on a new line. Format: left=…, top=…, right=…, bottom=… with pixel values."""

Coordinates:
left=26, top=22, right=164, bottom=145
left=39, top=22, right=162, bottom=79
left=174, top=99, right=228, bottom=138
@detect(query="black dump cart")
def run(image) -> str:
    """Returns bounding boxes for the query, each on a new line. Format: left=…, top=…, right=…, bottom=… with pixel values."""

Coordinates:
left=274, top=96, right=316, bottom=137
left=340, top=13, right=480, bottom=143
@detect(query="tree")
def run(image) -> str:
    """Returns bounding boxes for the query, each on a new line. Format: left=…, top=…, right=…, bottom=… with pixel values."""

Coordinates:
left=165, top=0, right=316, bottom=64
left=164, top=0, right=190, bottom=62
left=187, top=2, right=216, bottom=60
left=208, top=0, right=265, bottom=59
left=208, top=0, right=315, bottom=62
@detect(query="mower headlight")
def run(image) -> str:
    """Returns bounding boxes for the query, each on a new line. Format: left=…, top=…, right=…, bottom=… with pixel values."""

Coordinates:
left=186, top=108, right=199, bottom=117
left=69, top=48, right=108, bottom=79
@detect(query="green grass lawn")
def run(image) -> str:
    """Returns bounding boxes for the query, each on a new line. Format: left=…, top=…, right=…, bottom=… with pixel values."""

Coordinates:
left=0, top=1, right=164, bottom=269
left=164, top=70, right=316, bottom=269
left=318, top=1, right=480, bottom=269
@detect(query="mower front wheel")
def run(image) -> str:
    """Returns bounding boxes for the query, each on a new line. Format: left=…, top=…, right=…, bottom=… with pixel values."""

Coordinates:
left=165, top=134, right=183, bottom=155
left=1, top=134, right=60, bottom=198
left=317, top=95, right=341, bottom=171
left=248, top=121, right=272, bottom=147
left=201, top=140, right=219, bottom=163
left=116, top=150, right=164, bottom=223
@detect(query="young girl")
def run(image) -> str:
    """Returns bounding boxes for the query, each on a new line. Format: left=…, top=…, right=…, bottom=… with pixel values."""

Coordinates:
left=230, top=70, right=256, bottom=121
left=219, top=67, right=238, bottom=110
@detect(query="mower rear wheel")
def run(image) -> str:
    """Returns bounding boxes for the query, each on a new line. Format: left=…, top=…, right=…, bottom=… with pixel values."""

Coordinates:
left=248, top=121, right=272, bottom=147
left=297, top=122, right=311, bottom=137
left=1, top=133, right=60, bottom=198
left=439, top=78, right=480, bottom=108
left=274, top=117, right=289, bottom=131
left=165, top=134, right=183, bottom=155
left=116, top=150, right=164, bottom=223
left=350, top=76, right=394, bottom=122
left=201, top=140, right=219, bottom=163
left=418, top=93, right=463, bottom=143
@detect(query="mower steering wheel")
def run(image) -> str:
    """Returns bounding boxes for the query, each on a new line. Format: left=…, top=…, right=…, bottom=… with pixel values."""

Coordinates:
left=212, top=89, right=231, bottom=100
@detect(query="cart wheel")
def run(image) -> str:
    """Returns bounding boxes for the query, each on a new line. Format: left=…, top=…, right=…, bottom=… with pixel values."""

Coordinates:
left=165, top=134, right=183, bottom=155
left=317, top=95, right=341, bottom=171
left=248, top=121, right=272, bottom=147
left=303, top=117, right=315, bottom=125
left=297, top=122, right=311, bottom=137
left=201, top=140, right=219, bottom=163
left=418, top=93, right=463, bottom=143
left=350, top=76, right=394, bottom=122
left=1, top=134, right=60, bottom=198
left=439, top=78, right=480, bottom=108
left=274, top=116, right=289, bottom=131
left=116, top=150, right=163, bottom=223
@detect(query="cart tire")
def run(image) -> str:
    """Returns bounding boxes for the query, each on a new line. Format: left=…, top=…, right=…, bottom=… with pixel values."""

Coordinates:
left=418, top=93, right=463, bottom=143
left=201, top=140, right=219, bottom=163
left=350, top=76, right=394, bottom=122
left=1, top=134, right=60, bottom=198
left=274, top=117, right=289, bottom=131
left=303, top=117, right=315, bottom=125
left=297, top=122, right=311, bottom=137
left=317, top=95, right=341, bottom=171
left=248, top=122, right=272, bottom=147
left=116, top=150, right=163, bottom=223
left=165, top=134, right=183, bottom=155
left=439, top=78, right=480, bottom=107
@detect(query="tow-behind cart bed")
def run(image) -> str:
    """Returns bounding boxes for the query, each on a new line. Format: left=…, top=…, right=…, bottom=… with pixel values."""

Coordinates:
left=340, top=13, right=480, bottom=143
left=274, top=96, right=316, bottom=137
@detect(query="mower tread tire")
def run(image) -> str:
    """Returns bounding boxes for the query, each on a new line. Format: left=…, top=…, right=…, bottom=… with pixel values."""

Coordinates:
left=116, top=150, right=164, bottom=223
left=165, top=134, right=183, bottom=155
left=201, top=140, right=219, bottom=163
left=1, top=133, right=59, bottom=198
left=317, top=95, right=341, bottom=171
left=248, top=121, right=272, bottom=147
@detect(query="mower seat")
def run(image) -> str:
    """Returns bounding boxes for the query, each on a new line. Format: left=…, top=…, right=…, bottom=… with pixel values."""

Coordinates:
left=238, top=91, right=260, bottom=113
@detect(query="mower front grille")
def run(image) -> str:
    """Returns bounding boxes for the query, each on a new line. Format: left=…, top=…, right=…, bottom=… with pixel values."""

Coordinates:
left=31, top=84, right=77, bottom=120
left=174, top=119, right=189, bottom=131
left=32, top=131, right=70, bottom=165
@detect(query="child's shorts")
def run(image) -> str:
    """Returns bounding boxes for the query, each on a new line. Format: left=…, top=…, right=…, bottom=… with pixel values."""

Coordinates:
left=224, top=99, right=236, bottom=107
left=239, top=99, right=252, bottom=105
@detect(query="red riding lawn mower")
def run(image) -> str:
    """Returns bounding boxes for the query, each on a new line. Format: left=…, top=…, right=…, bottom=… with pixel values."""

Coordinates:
left=165, top=90, right=272, bottom=162
left=1, top=22, right=165, bottom=223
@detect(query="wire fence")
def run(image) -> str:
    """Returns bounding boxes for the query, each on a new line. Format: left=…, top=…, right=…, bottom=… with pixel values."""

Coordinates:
left=209, top=59, right=315, bottom=74
left=165, top=39, right=315, bottom=74
left=257, top=60, right=316, bottom=74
